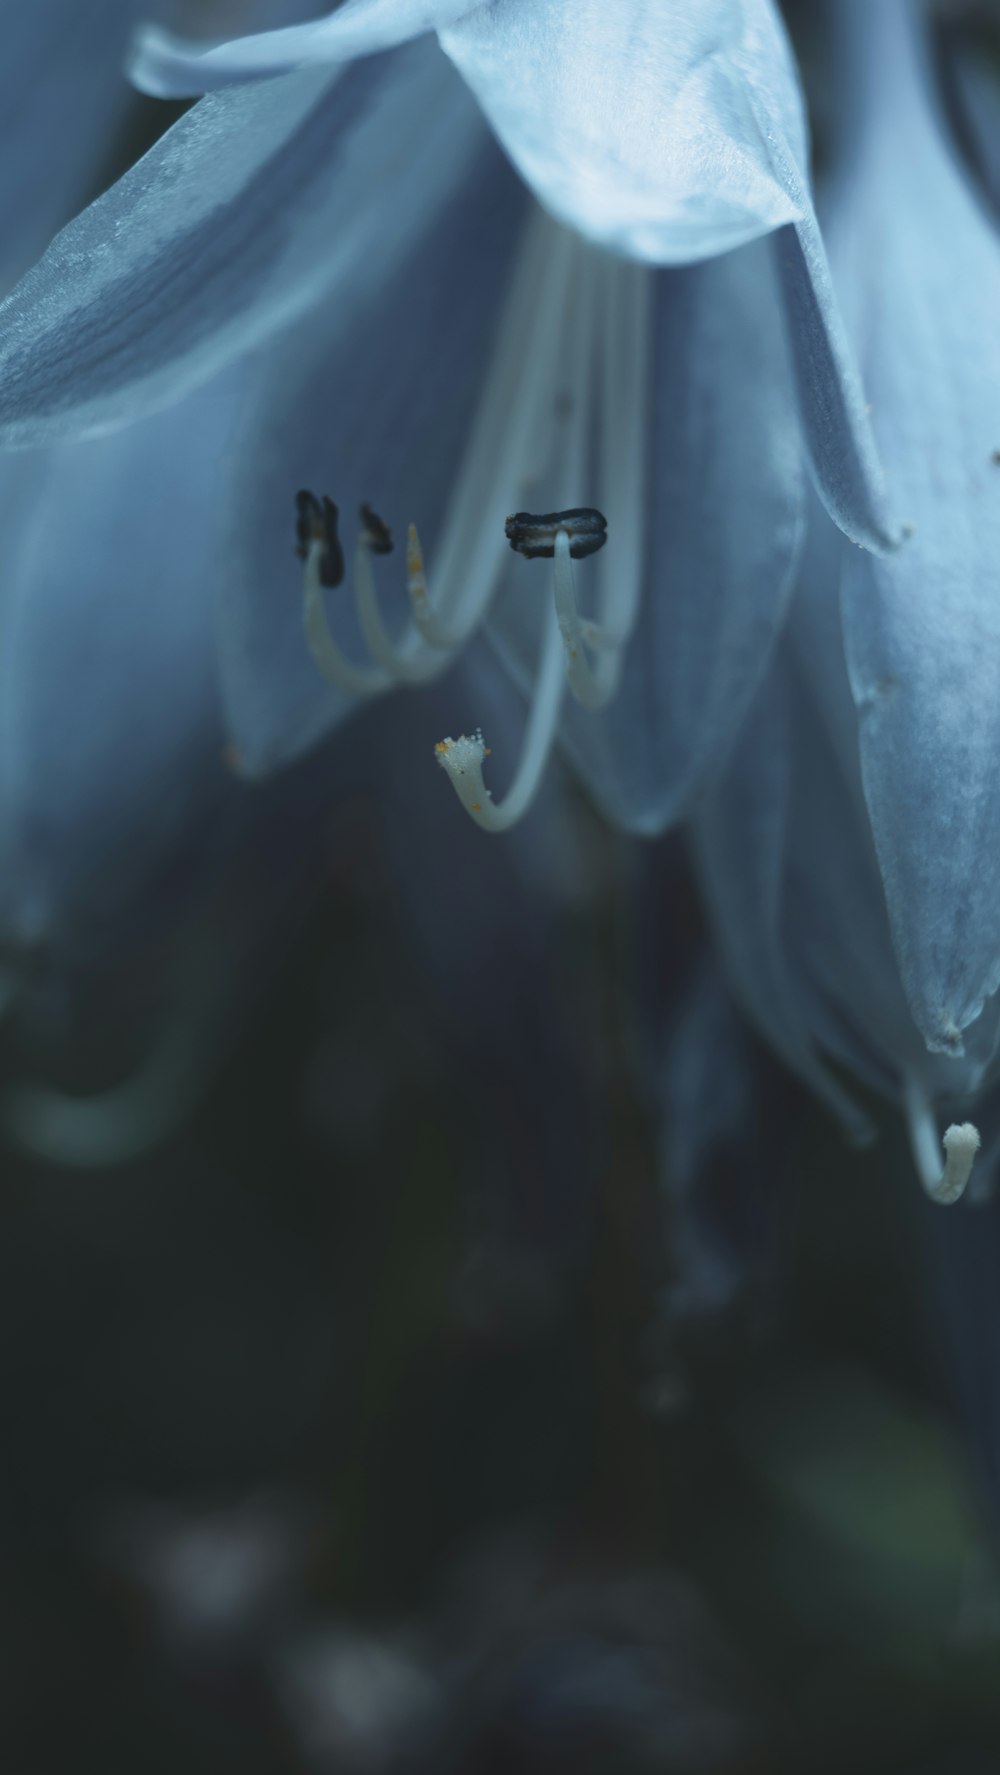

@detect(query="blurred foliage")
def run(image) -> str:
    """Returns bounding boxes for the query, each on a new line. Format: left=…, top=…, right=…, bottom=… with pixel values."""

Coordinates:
left=0, top=783, right=999, bottom=1774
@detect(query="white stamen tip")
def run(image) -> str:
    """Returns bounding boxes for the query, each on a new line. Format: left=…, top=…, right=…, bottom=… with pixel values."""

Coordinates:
left=935, top=1121, right=981, bottom=1205
left=904, top=1078, right=981, bottom=1206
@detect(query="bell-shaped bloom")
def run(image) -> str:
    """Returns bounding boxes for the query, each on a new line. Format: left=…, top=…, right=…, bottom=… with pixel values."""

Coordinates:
left=691, top=0, right=1000, bottom=1203
left=822, top=0, right=1000, bottom=1059
left=0, top=0, right=904, bottom=858
left=36, top=0, right=897, bottom=842
left=693, top=493, right=1000, bottom=1204
left=215, top=145, right=809, bottom=843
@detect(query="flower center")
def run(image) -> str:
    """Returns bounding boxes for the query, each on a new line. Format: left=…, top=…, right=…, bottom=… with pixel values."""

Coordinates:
left=297, top=206, right=651, bottom=830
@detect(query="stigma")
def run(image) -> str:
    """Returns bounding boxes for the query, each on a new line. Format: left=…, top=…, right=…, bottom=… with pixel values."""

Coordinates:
left=434, top=733, right=494, bottom=826
left=903, top=1076, right=982, bottom=1205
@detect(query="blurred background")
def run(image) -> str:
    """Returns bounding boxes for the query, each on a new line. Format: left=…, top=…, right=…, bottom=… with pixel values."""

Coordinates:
left=3, top=750, right=1000, bottom=1775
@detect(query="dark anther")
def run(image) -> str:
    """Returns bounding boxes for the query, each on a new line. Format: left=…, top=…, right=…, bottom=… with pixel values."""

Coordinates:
left=295, top=489, right=344, bottom=588
left=294, top=489, right=319, bottom=558
left=504, top=507, right=608, bottom=561
left=360, top=503, right=394, bottom=555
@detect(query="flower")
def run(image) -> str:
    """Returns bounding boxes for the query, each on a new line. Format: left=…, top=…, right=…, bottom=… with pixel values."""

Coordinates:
left=674, top=0, right=1000, bottom=1205
left=825, top=0, right=1000, bottom=1064
left=692, top=511, right=998, bottom=1204
left=0, top=0, right=896, bottom=844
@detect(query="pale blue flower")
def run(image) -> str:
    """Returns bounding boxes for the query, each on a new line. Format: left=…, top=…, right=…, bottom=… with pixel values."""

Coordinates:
left=0, top=0, right=902, bottom=844
left=682, top=0, right=1000, bottom=1205
left=693, top=501, right=998, bottom=1201
left=827, top=0, right=1000, bottom=1062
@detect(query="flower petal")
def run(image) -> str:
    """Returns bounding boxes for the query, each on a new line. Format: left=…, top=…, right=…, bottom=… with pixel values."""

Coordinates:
left=0, top=39, right=479, bottom=443
left=0, top=373, right=243, bottom=950
left=830, top=3, right=1000, bottom=1053
left=769, top=211, right=896, bottom=553
left=439, top=0, right=895, bottom=549
left=130, top=0, right=479, bottom=96
left=698, top=495, right=1000, bottom=1116
left=489, top=234, right=804, bottom=835
left=692, top=641, right=874, bottom=1141
left=216, top=130, right=525, bottom=775
left=440, top=0, right=808, bottom=262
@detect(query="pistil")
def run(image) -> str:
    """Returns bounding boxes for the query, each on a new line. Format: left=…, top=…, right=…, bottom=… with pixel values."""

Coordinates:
left=903, top=1075, right=981, bottom=1204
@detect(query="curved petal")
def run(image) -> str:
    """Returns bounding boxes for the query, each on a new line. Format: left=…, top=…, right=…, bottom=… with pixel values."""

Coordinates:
left=696, top=494, right=1000, bottom=1117
left=769, top=211, right=896, bottom=554
left=216, top=131, right=525, bottom=775
left=783, top=580, right=985, bottom=1108
left=0, top=39, right=480, bottom=444
left=829, top=2, right=1000, bottom=1054
left=0, top=372, right=245, bottom=952
left=440, top=0, right=895, bottom=550
left=490, top=234, right=804, bottom=836
left=440, top=0, right=809, bottom=263
left=131, top=0, right=478, bottom=95
left=692, top=643, right=873, bottom=1142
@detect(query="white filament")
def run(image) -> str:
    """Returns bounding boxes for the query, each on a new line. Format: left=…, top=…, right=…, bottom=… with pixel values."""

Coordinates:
left=903, top=1076, right=981, bottom=1205
left=409, top=212, right=579, bottom=651
left=303, top=539, right=388, bottom=698
left=300, top=204, right=652, bottom=829
left=353, top=539, right=440, bottom=685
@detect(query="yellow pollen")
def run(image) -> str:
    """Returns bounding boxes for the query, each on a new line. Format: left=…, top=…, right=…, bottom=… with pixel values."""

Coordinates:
left=406, top=525, right=425, bottom=581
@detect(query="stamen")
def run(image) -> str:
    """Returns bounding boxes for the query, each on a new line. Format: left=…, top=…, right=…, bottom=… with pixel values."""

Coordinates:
left=551, top=526, right=618, bottom=710
left=298, top=491, right=387, bottom=696
left=360, top=503, right=394, bottom=556
left=406, top=214, right=581, bottom=650
left=298, top=214, right=600, bottom=708
left=405, top=522, right=453, bottom=650
left=903, top=1076, right=981, bottom=1205
left=353, top=516, right=441, bottom=686
left=296, top=209, right=654, bottom=834
left=505, top=252, right=627, bottom=713
left=295, top=489, right=344, bottom=589
left=505, top=508, right=607, bottom=560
